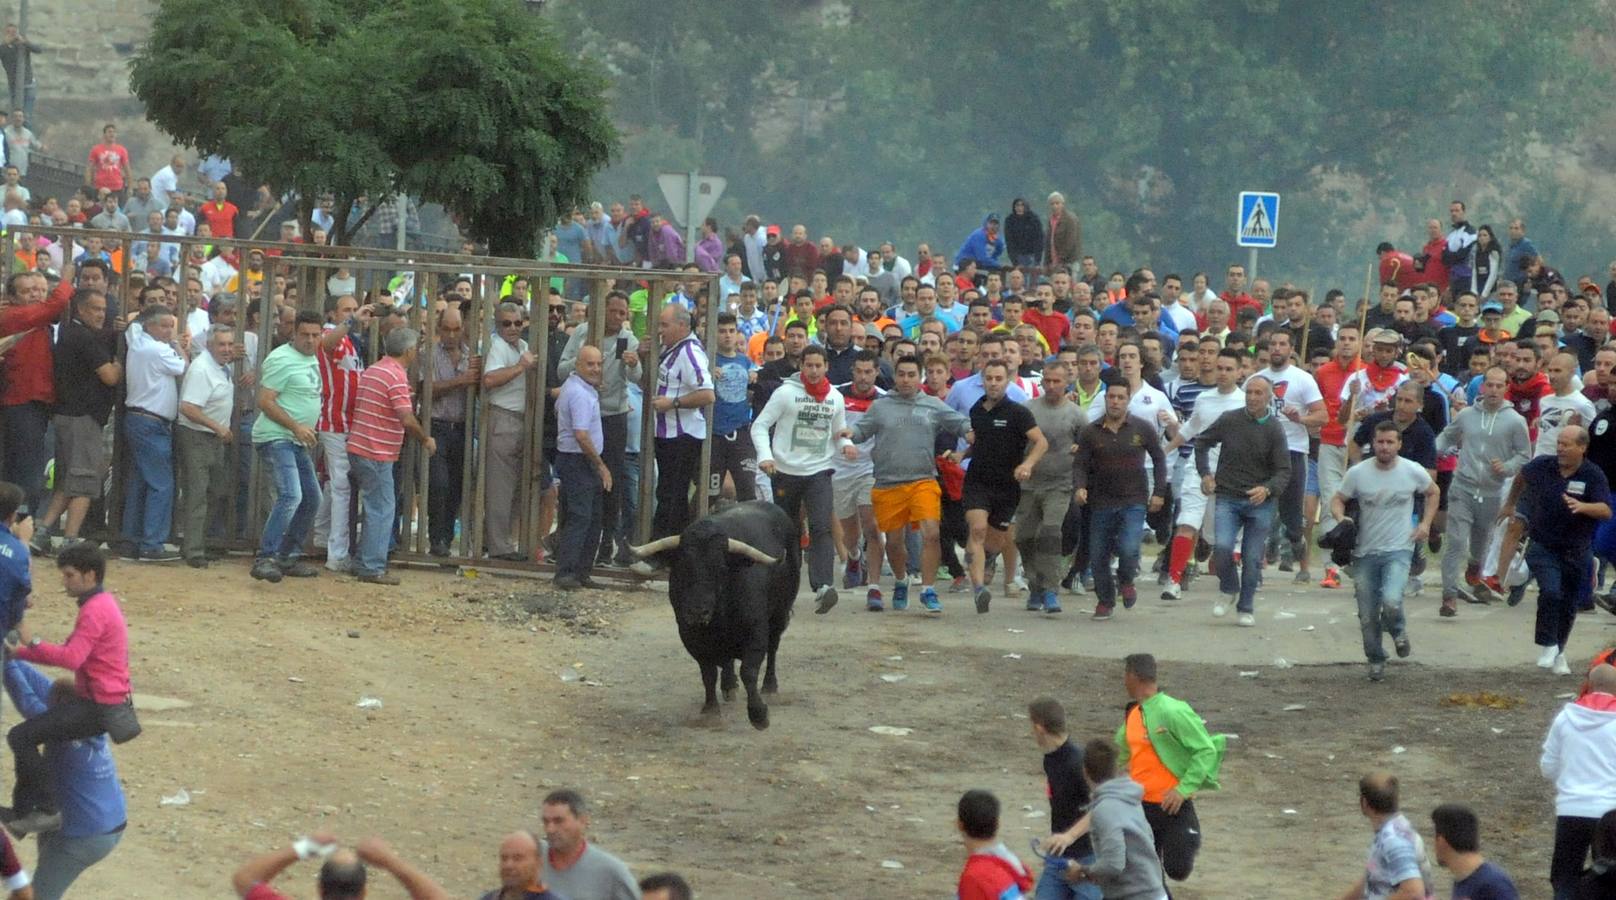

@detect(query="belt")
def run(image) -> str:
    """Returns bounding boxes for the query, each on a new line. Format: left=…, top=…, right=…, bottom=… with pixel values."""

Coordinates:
left=126, top=407, right=173, bottom=423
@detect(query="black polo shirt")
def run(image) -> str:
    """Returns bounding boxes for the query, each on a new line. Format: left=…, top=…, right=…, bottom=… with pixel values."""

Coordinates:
left=52, top=318, right=117, bottom=423
left=965, top=395, right=1036, bottom=485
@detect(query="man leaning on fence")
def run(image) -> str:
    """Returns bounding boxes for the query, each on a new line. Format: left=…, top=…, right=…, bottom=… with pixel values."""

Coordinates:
left=251, top=310, right=325, bottom=583
left=634, top=305, right=714, bottom=576
left=558, top=289, right=640, bottom=567
left=425, top=306, right=479, bottom=557
left=347, top=328, right=435, bottom=586
left=176, top=325, right=239, bottom=568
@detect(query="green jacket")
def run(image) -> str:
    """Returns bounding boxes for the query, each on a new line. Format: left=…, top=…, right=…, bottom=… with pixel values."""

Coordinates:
left=1113, top=691, right=1226, bottom=797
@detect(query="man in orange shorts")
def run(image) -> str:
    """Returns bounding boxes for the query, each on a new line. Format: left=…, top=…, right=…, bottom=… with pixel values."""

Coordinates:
left=846, top=355, right=971, bottom=613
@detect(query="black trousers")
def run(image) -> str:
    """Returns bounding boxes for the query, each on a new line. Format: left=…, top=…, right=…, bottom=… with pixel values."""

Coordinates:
left=554, top=452, right=604, bottom=579
left=598, top=413, right=628, bottom=558
left=1552, top=814, right=1599, bottom=893
left=709, top=429, right=757, bottom=502
left=427, top=420, right=466, bottom=548
left=939, top=493, right=968, bottom=579
left=1143, top=799, right=1201, bottom=882
left=1276, top=450, right=1306, bottom=550
left=652, top=435, right=703, bottom=540
left=9, top=694, right=113, bottom=814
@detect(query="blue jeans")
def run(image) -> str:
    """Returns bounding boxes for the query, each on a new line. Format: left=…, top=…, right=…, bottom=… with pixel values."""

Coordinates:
left=1034, top=854, right=1102, bottom=900
left=33, top=827, right=122, bottom=900
left=120, top=413, right=174, bottom=553
left=349, top=453, right=395, bottom=577
left=618, top=451, right=640, bottom=546
left=256, top=440, right=318, bottom=560
left=1528, top=542, right=1588, bottom=651
left=232, top=411, right=257, bottom=538
left=554, top=452, right=604, bottom=579
left=1089, top=504, right=1145, bottom=607
left=1213, top=496, right=1275, bottom=613
left=1352, top=550, right=1411, bottom=663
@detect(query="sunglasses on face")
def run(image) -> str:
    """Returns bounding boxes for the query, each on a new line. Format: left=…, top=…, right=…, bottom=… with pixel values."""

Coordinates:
left=499, top=319, right=523, bottom=327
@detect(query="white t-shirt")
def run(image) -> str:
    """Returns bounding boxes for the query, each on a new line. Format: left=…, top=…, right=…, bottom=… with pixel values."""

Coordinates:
left=1086, top=382, right=1176, bottom=439
left=1337, top=456, right=1432, bottom=556
left=1535, top=391, right=1598, bottom=458
left=1250, top=366, right=1322, bottom=453
left=1165, top=302, right=1198, bottom=333
left=484, top=336, right=530, bottom=413
left=1180, top=386, right=1246, bottom=468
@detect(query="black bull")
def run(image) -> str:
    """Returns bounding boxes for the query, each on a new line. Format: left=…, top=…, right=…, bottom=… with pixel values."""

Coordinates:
left=632, top=501, right=801, bottom=730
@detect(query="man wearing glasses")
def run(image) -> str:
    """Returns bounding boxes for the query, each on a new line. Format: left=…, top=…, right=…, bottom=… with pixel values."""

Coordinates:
left=481, top=302, right=537, bottom=561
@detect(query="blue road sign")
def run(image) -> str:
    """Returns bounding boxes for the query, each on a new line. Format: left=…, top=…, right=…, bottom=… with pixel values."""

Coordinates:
left=1237, top=191, right=1279, bottom=248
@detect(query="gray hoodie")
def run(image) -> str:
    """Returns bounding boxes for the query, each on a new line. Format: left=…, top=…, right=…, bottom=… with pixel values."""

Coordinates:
left=1434, top=402, right=1530, bottom=492
left=848, top=390, right=971, bottom=487
left=1086, top=777, right=1167, bottom=899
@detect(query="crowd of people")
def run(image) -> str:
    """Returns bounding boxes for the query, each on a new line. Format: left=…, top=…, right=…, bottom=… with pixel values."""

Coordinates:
left=10, top=131, right=1616, bottom=893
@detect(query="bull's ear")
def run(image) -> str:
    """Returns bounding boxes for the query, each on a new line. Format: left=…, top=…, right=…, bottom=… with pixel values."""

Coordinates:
left=630, top=536, right=681, bottom=557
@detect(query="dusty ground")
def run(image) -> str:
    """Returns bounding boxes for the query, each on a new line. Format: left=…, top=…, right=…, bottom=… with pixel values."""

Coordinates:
left=10, top=549, right=1603, bottom=899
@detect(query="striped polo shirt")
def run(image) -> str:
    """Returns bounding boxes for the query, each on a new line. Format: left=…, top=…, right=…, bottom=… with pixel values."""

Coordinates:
left=656, top=336, right=710, bottom=440
left=347, top=355, right=412, bottom=463
left=317, top=326, right=362, bottom=433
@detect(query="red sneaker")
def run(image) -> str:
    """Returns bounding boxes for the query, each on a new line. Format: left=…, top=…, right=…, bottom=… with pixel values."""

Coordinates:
left=1464, top=563, right=1482, bottom=587
left=1320, top=567, right=1340, bottom=589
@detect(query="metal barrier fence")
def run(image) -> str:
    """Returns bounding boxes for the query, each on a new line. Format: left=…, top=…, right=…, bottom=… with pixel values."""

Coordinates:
left=3, top=225, right=722, bottom=577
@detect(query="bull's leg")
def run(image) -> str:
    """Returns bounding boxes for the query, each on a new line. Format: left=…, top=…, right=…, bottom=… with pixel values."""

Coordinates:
left=699, top=661, right=721, bottom=717
left=740, top=629, right=770, bottom=730
left=762, top=625, right=784, bottom=694
left=721, top=659, right=738, bottom=702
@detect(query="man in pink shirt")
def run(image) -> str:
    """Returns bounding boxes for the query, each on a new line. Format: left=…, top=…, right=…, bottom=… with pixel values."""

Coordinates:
left=4, top=543, right=132, bottom=835
left=347, top=327, right=435, bottom=586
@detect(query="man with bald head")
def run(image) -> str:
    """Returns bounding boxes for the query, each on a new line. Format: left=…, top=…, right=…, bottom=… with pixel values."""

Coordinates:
left=426, top=306, right=480, bottom=556
left=1502, top=424, right=1612, bottom=675
left=1542, top=663, right=1616, bottom=895
left=1534, top=351, right=1595, bottom=460
left=481, top=832, right=564, bottom=900
left=232, top=832, right=450, bottom=899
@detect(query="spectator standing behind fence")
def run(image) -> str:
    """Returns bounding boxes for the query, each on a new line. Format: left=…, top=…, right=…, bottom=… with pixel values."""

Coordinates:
left=251, top=310, right=325, bottom=583
left=558, top=291, right=640, bottom=566
left=347, top=327, right=434, bottom=586
left=175, top=325, right=238, bottom=568
left=34, top=287, right=117, bottom=554
left=1, top=269, right=71, bottom=517
left=425, top=307, right=478, bottom=557
left=553, top=345, right=610, bottom=590
left=633, top=306, right=714, bottom=574
left=482, top=301, right=536, bottom=561
left=5, top=659, right=127, bottom=899
left=313, top=295, right=367, bottom=574
left=120, top=304, right=188, bottom=562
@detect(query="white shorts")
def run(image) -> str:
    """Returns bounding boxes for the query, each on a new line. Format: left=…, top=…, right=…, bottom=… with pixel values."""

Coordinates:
left=1176, top=473, right=1212, bottom=531
left=832, top=471, right=874, bottom=519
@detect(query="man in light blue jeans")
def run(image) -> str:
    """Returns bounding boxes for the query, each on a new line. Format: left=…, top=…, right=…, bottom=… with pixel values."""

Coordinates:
left=251, top=311, right=326, bottom=583
left=1212, top=497, right=1275, bottom=619
left=1331, top=420, right=1439, bottom=681
left=4, top=660, right=126, bottom=900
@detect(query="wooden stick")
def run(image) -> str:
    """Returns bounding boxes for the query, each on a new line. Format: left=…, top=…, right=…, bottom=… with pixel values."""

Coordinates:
left=467, top=278, right=493, bottom=559
left=637, top=280, right=665, bottom=544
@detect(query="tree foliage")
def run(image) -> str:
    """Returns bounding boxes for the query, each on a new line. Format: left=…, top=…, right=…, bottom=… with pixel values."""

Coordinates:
left=555, top=0, right=1610, bottom=286
left=132, top=0, right=617, bottom=257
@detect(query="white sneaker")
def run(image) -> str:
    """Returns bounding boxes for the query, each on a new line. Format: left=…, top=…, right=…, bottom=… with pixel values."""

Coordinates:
left=1161, top=581, right=1181, bottom=601
left=1238, top=613, right=1256, bottom=627
left=1010, top=575, right=1028, bottom=594
left=1537, top=645, right=1559, bottom=668
left=1212, top=597, right=1229, bottom=618
left=326, top=556, right=352, bottom=574
left=1552, top=653, right=1572, bottom=676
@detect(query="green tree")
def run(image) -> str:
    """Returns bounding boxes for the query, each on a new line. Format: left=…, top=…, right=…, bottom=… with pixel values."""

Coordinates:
left=132, top=0, right=617, bottom=257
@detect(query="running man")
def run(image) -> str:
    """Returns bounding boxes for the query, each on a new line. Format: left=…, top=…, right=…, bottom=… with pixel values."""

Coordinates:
left=1162, top=347, right=1246, bottom=599
left=961, top=360, right=1046, bottom=614
left=1434, top=367, right=1530, bottom=615
left=1074, top=375, right=1168, bottom=621
left=1016, top=362, right=1086, bottom=614
left=832, top=350, right=887, bottom=602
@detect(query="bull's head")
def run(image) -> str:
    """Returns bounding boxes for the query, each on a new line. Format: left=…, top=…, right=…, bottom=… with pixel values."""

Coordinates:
left=630, top=533, right=778, bottom=627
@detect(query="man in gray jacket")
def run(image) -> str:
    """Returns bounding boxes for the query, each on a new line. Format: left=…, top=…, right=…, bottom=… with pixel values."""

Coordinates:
left=1067, top=738, right=1167, bottom=899
left=1434, top=365, right=1530, bottom=614
left=846, top=354, right=971, bottom=614
left=558, top=291, right=641, bottom=566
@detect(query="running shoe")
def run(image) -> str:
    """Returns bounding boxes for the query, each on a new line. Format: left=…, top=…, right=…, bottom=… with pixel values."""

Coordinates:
left=1394, top=631, right=1412, bottom=658
left=1010, top=575, right=1028, bottom=594
left=1320, top=567, right=1341, bottom=589
left=1552, top=653, right=1571, bottom=676
left=1025, top=592, right=1043, bottom=611
left=1506, top=583, right=1526, bottom=607
left=1439, top=596, right=1457, bottom=618
left=1465, top=562, right=1482, bottom=587
left=1212, top=595, right=1230, bottom=618
left=1120, top=584, right=1137, bottom=609
left=920, top=587, right=942, bottom=614
left=1161, top=581, right=1181, bottom=601
left=892, top=582, right=909, bottom=611
left=844, top=558, right=861, bottom=589
left=1474, top=576, right=1503, bottom=604
left=866, top=588, right=884, bottom=612
left=1043, top=591, right=1062, bottom=614
left=1537, top=645, right=1559, bottom=668
left=1293, top=570, right=1311, bottom=584
left=950, top=575, right=970, bottom=593
left=814, top=586, right=839, bottom=614
left=1368, top=661, right=1385, bottom=682
left=1237, top=612, right=1256, bottom=627
left=1091, top=603, right=1113, bottom=621
left=975, top=586, right=992, bottom=614
left=1456, top=586, right=1487, bottom=605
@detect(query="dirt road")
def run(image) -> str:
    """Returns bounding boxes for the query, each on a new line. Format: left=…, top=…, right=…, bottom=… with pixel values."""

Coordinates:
left=13, top=555, right=1599, bottom=898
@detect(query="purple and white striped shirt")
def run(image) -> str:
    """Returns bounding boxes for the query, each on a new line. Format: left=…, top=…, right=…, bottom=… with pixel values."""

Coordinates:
left=656, top=336, right=710, bottom=440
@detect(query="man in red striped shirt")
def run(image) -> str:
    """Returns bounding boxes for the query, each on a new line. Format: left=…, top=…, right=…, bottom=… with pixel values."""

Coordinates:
left=313, top=295, right=370, bottom=573
left=347, top=328, right=435, bottom=586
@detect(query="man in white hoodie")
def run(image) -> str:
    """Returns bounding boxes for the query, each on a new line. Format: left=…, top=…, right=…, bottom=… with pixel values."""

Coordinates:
left=752, top=345, right=855, bottom=615
left=1541, top=663, right=1616, bottom=897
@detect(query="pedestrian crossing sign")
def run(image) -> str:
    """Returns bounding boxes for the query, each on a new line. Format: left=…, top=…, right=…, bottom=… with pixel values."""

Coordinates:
left=1237, top=191, right=1280, bottom=248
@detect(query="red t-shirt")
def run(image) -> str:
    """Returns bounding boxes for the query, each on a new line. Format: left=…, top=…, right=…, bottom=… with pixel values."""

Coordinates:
left=1022, top=308, right=1071, bottom=352
left=348, top=355, right=413, bottom=462
left=88, top=142, right=129, bottom=191
left=244, top=884, right=290, bottom=900
left=201, top=200, right=239, bottom=238
left=1419, top=237, right=1449, bottom=290
left=317, top=329, right=362, bottom=433
left=1219, top=290, right=1264, bottom=321
left=958, top=851, right=1033, bottom=900
left=1314, top=358, right=1363, bottom=446
left=1378, top=251, right=1420, bottom=291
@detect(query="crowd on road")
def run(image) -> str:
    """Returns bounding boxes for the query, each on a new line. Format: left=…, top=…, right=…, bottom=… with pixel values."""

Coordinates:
left=12, top=145, right=1616, bottom=894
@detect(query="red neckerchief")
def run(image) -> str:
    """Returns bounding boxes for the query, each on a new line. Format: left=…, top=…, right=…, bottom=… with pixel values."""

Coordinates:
left=801, top=373, right=830, bottom=402
left=1364, top=360, right=1406, bottom=393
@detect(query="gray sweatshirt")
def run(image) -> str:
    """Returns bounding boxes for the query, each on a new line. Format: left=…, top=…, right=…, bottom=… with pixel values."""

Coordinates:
left=1434, top=402, right=1530, bottom=492
left=848, top=390, right=971, bottom=487
left=1086, top=777, right=1167, bottom=899
left=557, top=322, right=642, bottom=415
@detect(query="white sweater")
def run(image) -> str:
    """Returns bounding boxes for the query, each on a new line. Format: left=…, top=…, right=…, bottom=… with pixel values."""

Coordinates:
left=751, top=376, right=851, bottom=477
left=1541, top=695, right=1616, bottom=817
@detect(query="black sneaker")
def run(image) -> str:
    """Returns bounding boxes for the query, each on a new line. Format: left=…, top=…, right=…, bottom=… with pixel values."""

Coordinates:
left=1506, top=584, right=1527, bottom=607
left=1597, top=591, right=1616, bottom=615
left=278, top=560, right=320, bottom=578
left=975, top=586, right=991, bottom=614
left=429, top=542, right=451, bottom=558
left=250, top=558, right=283, bottom=583
left=185, top=557, right=208, bottom=569
left=554, top=574, right=583, bottom=590
left=1394, top=632, right=1412, bottom=658
left=27, top=528, right=52, bottom=556
left=1368, top=661, right=1385, bottom=682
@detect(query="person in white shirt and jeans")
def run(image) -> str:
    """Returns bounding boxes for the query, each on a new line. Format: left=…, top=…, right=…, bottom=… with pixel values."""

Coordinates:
left=121, top=304, right=189, bottom=561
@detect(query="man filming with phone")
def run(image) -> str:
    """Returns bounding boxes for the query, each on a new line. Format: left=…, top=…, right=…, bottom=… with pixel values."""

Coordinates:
left=557, top=290, right=642, bottom=566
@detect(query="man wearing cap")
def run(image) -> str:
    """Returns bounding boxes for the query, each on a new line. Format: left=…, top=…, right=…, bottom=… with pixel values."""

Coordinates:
left=1340, top=329, right=1409, bottom=424
left=1477, top=299, right=1513, bottom=348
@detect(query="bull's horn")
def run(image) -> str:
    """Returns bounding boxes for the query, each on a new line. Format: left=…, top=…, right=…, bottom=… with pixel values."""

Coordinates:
left=629, top=536, right=681, bottom=556
left=727, top=539, right=779, bottom=566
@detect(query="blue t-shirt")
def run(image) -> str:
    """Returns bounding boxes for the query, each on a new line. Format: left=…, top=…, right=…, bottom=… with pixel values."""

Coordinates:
left=0, top=525, right=29, bottom=633
left=1520, top=455, right=1611, bottom=552
left=1452, top=860, right=1518, bottom=899
left=713, top=353, right=754, bottom=436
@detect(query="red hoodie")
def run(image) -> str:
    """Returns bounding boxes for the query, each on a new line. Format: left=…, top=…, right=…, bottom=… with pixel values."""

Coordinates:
left=1419, top=236, right=1450, bottom=291
left=1507, top=372, right=1552, bottom=438
left=0, top=276, right=74, bottom=407
left=958, top=848, right=1033, bottom=900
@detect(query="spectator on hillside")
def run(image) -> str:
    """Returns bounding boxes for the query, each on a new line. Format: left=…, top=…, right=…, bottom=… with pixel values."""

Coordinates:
left=4, top=109, right=36, bottom=176
left=85, top=124, right=130, bottom=200
left=1504, top=218, right=1538, bottom=291
left=694, top=217, right=723, bottom=273
left=5, top=659, right=127, bottom=900
left=86, top=193, right=129, bottom=232
left=482, top=831, right=564, bottom=900
left=200, top=180, right=239, bottom=239
left=232, top=833, right=450, bottom=900
left=1004, top=197, right=1044, bottom=271
left=538, top=789, right=640, bottom=900
left=150, top=154, right=186, bottom=210
left=783, top=223, right=820, bottom=280
left=0, top=25, right=39, bottom=122
left=1047, top=192, right=1082, bottom=274
left=955, top=214, right=1005, bottom=272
